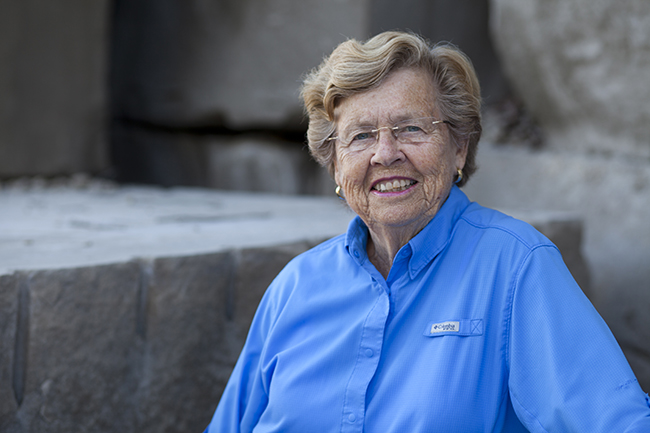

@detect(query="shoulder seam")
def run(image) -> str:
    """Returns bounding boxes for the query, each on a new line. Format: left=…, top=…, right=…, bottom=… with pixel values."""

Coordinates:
left=459, top=214, right=556, bottom=250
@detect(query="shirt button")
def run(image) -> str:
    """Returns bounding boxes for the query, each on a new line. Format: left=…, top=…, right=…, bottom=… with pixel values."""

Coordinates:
left=353, top=250, right=360, bottom=258
left=348, top=413, right=356, bottom=422
left=365, top=348, right=374, bottom=357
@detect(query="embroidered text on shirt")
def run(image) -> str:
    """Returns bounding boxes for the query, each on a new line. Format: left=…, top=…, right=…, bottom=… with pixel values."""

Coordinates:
left=430, top=321, right=460, bottom=333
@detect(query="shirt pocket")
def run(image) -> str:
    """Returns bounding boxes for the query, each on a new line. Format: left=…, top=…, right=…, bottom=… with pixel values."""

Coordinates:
left=422, top=319, right=483, bottom=337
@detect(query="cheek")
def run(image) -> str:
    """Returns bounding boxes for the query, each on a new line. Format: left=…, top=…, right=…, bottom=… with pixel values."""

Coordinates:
left=335, top=151, right=365, bottom=186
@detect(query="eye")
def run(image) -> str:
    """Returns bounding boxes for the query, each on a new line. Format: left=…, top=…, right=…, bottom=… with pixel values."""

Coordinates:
left=402, top=125, right=423, bottom=133
left=351, top=131, right=373, bottom=141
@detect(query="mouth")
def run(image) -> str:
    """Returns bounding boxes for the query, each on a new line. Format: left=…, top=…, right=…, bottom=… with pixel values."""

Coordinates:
left=371, top=178, right=417, bottom=193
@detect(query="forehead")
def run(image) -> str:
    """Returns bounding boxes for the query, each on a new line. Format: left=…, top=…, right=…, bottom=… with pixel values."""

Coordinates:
left=334, top=67, right=437, bottom=126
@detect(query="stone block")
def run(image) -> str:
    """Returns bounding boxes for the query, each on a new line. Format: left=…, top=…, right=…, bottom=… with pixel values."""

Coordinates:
left=489, top=0, right=650, bottom=158
left=206, top=136, right=334, bottom=195
left=136, top=253, right=235, bottom=433
left=11, top=263, right=142, bottom=432
left=0, top=273, right=18, bottom=430
left=0, top=0, right=109, bottom=177
left=110, top=0, right=370, bottom=129
left=111, top=121, right=336, bottom=194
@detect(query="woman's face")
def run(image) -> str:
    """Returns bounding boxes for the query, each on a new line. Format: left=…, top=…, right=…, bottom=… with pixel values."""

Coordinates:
left=333, top=67, right=467, bottom=232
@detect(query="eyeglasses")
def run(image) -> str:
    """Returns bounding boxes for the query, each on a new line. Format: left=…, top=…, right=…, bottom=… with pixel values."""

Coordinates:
left=327, top=117, right=450, bottom=151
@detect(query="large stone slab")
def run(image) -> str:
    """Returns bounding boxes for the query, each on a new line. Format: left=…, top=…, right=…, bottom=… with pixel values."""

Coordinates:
left=489, top=0, right=650, bottom=158
left=111, top=0, right=370, bottom=129
left=0, top=186, right=355, bottom=275
left=0, top=0, right=109, bottom=177
left=0, top=274, right=19, bottom=430
left=136, top=253, right=233, bottom=433
left=110, top=122, right=335, bottom=194
left=10, top=263, right=142, bottom=432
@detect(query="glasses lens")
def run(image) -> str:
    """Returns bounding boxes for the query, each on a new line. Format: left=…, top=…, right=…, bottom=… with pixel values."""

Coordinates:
left=341, top=128, right=377, bottom=150
left=394, top=118, right=439, bottom=144
left=337, top=118, right=444, bottom=149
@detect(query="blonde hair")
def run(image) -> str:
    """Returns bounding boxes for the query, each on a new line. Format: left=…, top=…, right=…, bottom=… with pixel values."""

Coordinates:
left=300, top=31, right=481, bottom=187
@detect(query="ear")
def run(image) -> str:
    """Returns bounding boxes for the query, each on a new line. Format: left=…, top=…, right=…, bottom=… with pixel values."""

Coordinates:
left=454, top=138, right=469, bottom=170
left=332, top=153, right=341, bottom=186
left=333, top=165, right=342, bottom=188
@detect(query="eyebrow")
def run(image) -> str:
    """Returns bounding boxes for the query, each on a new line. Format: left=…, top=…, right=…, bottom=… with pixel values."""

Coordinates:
left=340, top=113, right=430, bottom=130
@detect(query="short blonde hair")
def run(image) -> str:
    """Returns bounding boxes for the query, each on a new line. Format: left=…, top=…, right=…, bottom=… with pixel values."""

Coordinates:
left=300, top=31, right=481, bottom=187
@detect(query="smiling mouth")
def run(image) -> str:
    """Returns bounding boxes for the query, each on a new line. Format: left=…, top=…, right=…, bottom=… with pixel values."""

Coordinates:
left=372, top=179, right=417, bottom=193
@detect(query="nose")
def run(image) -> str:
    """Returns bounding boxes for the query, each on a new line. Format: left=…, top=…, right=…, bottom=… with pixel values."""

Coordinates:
left=370, top=127, right=405, bottom=166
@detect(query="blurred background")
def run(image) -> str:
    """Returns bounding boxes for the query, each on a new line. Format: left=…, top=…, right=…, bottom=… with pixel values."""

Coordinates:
left=1, top=0, right=649, bottom=414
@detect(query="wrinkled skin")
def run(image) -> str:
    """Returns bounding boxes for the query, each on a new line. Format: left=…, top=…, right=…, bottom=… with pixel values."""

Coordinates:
left=333, top=67, right=468, bottom=278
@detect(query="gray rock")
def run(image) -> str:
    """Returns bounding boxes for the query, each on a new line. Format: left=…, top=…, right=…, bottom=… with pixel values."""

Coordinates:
left=489, top=0, right=650, bottom=158
left=0, top=273, right=18, bottom=429
left=111, top=0, right=370, bottom=129
left=136, top=253, right=232, bottom=432
left=206, top=136, right=335, bottom=195
left=0, top=0, right=109, bottom=177
left=0, top=186, right=354, bottom=275
left=12, top=263, right=142, bottom=432
left=111, top=122, right=335, bottom=194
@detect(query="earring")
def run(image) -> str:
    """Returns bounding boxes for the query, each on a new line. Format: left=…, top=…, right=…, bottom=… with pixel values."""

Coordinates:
left=335, top=185, right=345, bottom=200
left=454, top=168, right=463, bottom=184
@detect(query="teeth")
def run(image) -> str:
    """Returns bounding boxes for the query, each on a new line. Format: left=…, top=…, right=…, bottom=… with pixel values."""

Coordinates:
left=374, top=179, right=415, bottom=192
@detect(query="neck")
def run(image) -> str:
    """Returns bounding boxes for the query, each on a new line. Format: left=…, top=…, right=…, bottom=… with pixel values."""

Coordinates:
left=366, top=220, right=429, bottom=279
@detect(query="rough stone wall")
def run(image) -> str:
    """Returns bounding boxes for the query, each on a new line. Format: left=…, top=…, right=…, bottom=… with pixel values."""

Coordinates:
left=109, top=0, right=370, bottom=190
left=0, top=247, right=314, bottom=433
left=490, top=0, right=650, bottom=158
left=0, top=0, right=110, bottom=178
left=110, top=0, right=370, bottom=130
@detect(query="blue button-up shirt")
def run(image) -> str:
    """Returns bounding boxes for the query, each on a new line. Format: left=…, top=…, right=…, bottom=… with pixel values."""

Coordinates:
left=206, top=186, right=650, bottom=432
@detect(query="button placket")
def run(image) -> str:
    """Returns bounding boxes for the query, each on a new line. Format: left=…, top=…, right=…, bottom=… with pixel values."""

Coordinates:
left=340, top=289, right=390, bottom=433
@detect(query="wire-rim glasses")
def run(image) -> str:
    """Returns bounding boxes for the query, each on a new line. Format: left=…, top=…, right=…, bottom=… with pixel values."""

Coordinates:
left=326, top=117, right=450, bottom=151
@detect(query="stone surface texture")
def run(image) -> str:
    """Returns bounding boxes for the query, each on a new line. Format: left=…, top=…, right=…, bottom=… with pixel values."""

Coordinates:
left=0, top=186, right=354, bottom=274
left=12, top=264, right=142, bottom=432
left=110, top=122, right=335, bottom=194
left=111, top=0, right=370, bottom=129
left=489, top=0, right=650, bottom=158
left=0, top=0, right=109, bottom=177
left=0, top=274, right=18, bottom=429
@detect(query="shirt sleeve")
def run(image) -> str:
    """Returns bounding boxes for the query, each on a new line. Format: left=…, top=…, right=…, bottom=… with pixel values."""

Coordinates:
left=507, top=245, right=650, bottom=432
left=204, top=278, right=283, bottom=433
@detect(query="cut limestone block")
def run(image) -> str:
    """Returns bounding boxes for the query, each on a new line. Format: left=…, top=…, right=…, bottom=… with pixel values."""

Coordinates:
left=0, top=0, right=109, bottom=177
left=10, top=263, right=142, bottom=432
left=490, top=0, right=650, bottom=158
left=0, top=273, right=19, bottom=430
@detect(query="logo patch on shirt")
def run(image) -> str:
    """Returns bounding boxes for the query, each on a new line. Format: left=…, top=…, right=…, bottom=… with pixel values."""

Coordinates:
left=423, top=319, right=483, bottom=337
left=430, top=321, right=460, bottom=333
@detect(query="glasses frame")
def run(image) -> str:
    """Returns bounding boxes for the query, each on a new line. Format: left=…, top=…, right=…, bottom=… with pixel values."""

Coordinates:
left=326, top=118, right=451, bottom=147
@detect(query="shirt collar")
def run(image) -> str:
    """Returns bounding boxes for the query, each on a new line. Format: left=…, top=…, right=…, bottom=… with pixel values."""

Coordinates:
left=344, top=186, right=471, bottom=276
left=407, top=186, right=470, bottom=277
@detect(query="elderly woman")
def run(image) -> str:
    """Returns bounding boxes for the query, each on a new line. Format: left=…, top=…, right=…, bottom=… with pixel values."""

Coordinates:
left=204, top=32, right=650, bottom=432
